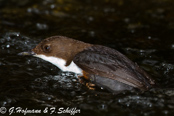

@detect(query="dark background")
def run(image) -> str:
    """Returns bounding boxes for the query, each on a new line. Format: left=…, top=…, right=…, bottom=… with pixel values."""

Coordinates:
left=0, top=0, right=174, bottom=116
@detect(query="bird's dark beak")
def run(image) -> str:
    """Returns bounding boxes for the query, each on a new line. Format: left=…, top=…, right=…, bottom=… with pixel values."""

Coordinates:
left=18, top=51, right=36, bottom=56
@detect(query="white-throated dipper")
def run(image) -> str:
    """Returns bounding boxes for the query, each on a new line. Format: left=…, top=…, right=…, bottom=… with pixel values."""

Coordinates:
left=19, top=36, right=155, bottom=92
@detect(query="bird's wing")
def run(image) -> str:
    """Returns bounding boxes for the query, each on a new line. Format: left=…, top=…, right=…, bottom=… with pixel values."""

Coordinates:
left=73, top=45, right=155, bottom=90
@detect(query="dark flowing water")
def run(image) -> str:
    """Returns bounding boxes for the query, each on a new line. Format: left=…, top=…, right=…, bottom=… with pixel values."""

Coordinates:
left=1, top=0, right=174, bottom=116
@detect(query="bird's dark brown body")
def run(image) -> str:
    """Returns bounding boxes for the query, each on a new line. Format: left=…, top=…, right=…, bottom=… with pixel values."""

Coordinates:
left=20, top=36, right=155, bottom=93
left=73, top=45, right=154, bottom=91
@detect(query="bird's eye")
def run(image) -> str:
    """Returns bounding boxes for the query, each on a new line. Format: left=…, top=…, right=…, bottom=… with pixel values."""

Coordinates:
left=43, top=44, right=51, bottom=52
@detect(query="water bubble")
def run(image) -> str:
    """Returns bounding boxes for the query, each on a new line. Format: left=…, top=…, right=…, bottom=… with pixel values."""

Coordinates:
left=16, top=33, right=20, bottom=36
left=148, top=36, right=151, bottom=39
left=36, top=23, right=48, bottom=30
left=171, top=44, right=174, bottom=49
left=72, top=79, right=77, bottom=82
left=89, top=31, right=95, bottom=37
left=126, top=103, right=130, bottom=107
left=6, top=37, right=11, bottom=41
left=2, top=101, right=7, bottom=106
left=101, top=104, right=106, bottom=109
left=148, top=103, right=152, bottom=107
left=163, top=110, right=168, bottom=115
left=27, top=8, right=40, bottom=14
left=6, top=45, right=10, bottom=48
left=131, top=30, right=135, bottom=33
left=47, top=97, right=52, bottom=101
left=118, top=99, right=121, bottom=103
left=124, top=18, right=130, bottom=23
left=50, top=4, right=55, bottom=9
left=24, top=41, right=28, bottom=45
left=27, top=8, right=32, bottom=12
left=0, top=39, right=5, bottom=43
left=88, top=16, right=94, bottom=21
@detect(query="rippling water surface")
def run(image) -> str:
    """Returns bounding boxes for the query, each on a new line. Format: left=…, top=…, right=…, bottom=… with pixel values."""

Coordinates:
left=1, top=0, right=174, bottom=116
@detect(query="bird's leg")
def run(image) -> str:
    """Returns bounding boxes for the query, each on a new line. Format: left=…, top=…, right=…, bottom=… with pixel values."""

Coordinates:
left=78, top=71, right=96, bottom=90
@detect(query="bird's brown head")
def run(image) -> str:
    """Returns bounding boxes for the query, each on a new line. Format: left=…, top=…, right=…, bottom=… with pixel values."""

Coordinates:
left=32, top=36, right=92, bottom=66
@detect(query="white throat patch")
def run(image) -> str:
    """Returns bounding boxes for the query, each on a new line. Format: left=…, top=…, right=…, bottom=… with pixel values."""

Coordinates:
left=34, top=54, right=83, bottom=75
